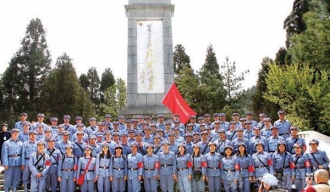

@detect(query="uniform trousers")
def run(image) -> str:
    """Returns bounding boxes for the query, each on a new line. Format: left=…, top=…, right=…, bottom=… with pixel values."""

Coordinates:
left=81, top=180, right=94, bottom=192
left=30, top=175, right=46, bottom=192
left=59, top=177, right=75, bottom=192
left=237, top=176, right=250, bottom=192
left=127, top=178, right=141, bottom=192
left=143, top=177, right=157, bottom=192
left=97, top=176, right=110, bottom=192
left=177, top=173, right=191, bottom=192
left=160, top=174, right=174, bottom=192
left=112, top=177, right=125, bottom=192
left=223, top=179, right=237, bottom=192
left=192, top=178, right=205, bottom=192
left=4, top=166, right=21, bottom=192
left=208, top=176, right=221, bottom=192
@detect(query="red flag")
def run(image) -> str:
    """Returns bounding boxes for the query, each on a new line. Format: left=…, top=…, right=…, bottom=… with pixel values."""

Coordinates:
left=161, top=83, right=197, bottom=124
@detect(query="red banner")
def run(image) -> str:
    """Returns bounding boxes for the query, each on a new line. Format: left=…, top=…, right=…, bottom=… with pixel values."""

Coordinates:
left=161, top=83, right=197, bottom=124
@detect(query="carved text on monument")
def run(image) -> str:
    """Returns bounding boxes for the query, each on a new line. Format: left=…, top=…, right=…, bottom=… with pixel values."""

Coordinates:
left=137, top=20, right=165, bottom=93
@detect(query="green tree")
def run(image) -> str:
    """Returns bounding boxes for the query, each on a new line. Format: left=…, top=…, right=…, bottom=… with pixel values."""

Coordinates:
left=220, top=57, right=249, bottom=109
left=264, top=63, right=330, bottom=134
left=197, top=45, right=226, bottom=115
left=100, top=68, right=115, bottom=103
left=87, top=67, right=101, bottom=105
left=0, top=18, right=51, bottom=120
left=173, top=44, right=191, bottom=75
left=116, top=78, right=127, bottom=112
left=288, top=12, right=330, bottom=71
left=252, top=57, right=280, bottom=120
left=40, top=53, right=95, bottom=123
left=79, top=74, right=90, bottom=93
left=100, top=78, right=127, bottom=117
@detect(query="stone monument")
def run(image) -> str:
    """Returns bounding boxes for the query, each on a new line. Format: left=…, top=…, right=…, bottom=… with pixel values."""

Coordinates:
left=120, top=0, right=175, bottom=118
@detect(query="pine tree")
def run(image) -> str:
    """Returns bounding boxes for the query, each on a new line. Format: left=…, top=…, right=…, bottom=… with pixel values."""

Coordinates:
left=0, top=18, right=51, bottom=120
left=220, top=57, right=249, bottom=109
left=87, top=67, right=101, bottom=105
left=116, top=78, right=127, bottom=112
left=173, top=44, right=191, bottom=75
left=100, top=68, right=115, bottom=103
left=79, top=74, right=90, bottom=93
left=40, top=53, right=95, bottom=122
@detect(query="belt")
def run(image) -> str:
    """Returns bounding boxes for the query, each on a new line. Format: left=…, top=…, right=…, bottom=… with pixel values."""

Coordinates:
left=128, top=167, right=138, bottom=171
left=269, top=151, right=275, bottom=153
left=161, top=164, right=172, bottom=167
left=8, top=154, right=21, bottom=157
left=255, top=165, right=268, bottom=169
left=52, top=163, right=58, bottom=165
left=25, top=158, right=30, bottom=160
left=113, top=167, right=124, bottom=170
left=177, top=167, right=188, bottom=171
left=99, top=166, right=109, bottom=169
left=144, top=168, right=154, bottom=171
left=207, top=167, right=220, bottom=170
left=240, top=167, right=248, bottom=170
left=295, top=166, right=305, bottom=169
left=279, top=133, right=289, bottom=136
left=81, top=169, right=94, bottom=172
left=223, top=169, right=235, bottom=172
left=62, top=169, right=74, bottom=172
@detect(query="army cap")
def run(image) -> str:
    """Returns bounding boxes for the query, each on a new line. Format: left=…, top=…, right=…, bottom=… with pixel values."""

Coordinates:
left=47, top=137, right=56, bottom=142
left=115, top=144, right=123, bottom=150
left=259, top=113, right=267, bottom=117
left=245, top=111, right=253, bottom=116
left=76, top=123, right=84, bottom=127
left=28, top=131, right=37, bottom=135
left=37, top=113, right=45, bottom=118
left=263, top=118, right=271, bottom=122
left=121, top=133, right=128, bottom=137
left=11, top=128, right=20, bottom=133
left=244, top=121, right=252, bottom=125
left=50, top=117, right=58, bottom=121
left=112, top=132, right=120, bottom=136
left=219, top=113, right=226, bottom=117
left=76, top=131, right=84, bottom=135
left=290, top=126, right=299, bottom=131
left=309, top=139, right=319, bottom=145
left=20, top=112, right=28, bottom=117
left=113, top=121, right=119, bottom=125
left=65, top=144, right=73, bottom=149
left=89, top=117, right=96, bottom=121
left=208, top=142, right=217, bottom=147
left=104, top=114, right=112, bottom=118
left=135, top=131, right=144, bottom=137
left=232, top=113, right=240, bottom=117
left=184, top=133, right=193, bottom=138
left=89, top=135, right=97, bottom=139
left=198, top=116, right=204, bottom=120
left=217, top=129, right=226, bottom=134
left=153, top=135, right=161, bottom=140
left=62, top=131, right=70, bottom=136
left=127, top=129, right=135, bottom=133
left=63, top=115, right=71, bottom=119
left=23, top=122, right=31, bottom=126
left=293, top=143, right=302, bottom=148
left=165, top=122, right=171, bottom=125
left=193, top=144, right=201, bottom=148
left=37, top=141, right=46, bottom=146
left=213, top=113, right=219, bottom=117
left=190, top=115, right=196, bottom=119
left=204, top=114, right=211, bottom=117
left=84, top=145, right=92, bottom=151
left=129, top=142, right=139, bottom=147
left=193, top=132, right=200, bottom=136
left=224, top=145, right=233, bottom=151
left=44, top=128, right=52, bottom=133
left=75, top=116, right=82, bottom=120
left=157, top=114, right=164, bottom=118
left=146, top=144, right=154, bottom=149
left=277, top=110, right=286, bottom=115
left=168, top=132, right=176, bottom=137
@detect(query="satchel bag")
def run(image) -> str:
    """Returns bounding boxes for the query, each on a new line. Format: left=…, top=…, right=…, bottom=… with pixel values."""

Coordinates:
left=77, top=158, right=92, bottom=186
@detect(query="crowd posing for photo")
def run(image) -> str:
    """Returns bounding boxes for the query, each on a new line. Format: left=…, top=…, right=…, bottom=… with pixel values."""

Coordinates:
left=0, top=111, right=329, bottom=192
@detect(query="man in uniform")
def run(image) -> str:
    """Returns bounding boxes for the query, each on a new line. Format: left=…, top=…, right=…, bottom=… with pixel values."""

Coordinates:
left=88, top=135, right=101, bottom=158
left=232, top=127, right=249, bottom=153
left=218, top=113, right=229, bottom=132
left=103, top=114, right=113, bottom=130
left=198, top=131, right=210, bottom=155
left=118, top=115, right=127, bottom=131
left=243, top=121, right=255, bottom=140
left=285, top=126, right=306, bottom=154
left=19, top=122, right=31, bottom=142
left=252, top=142, right=274, bottom=185
left=44, top=138, right=61, bottom=192
left=204, top=142, right=222, bottom=192
left=32, top=113, right=48, bottom=131
left=258, top=113, right=267, bottom=129
left=261, top=118, right=272, bottom=138
left=29, top=141, right=51, bottom=192
left=15, top=112, right=28, bottom=132
left=226, top=121, right=238, bottom=142
left=72, top=131, right=87, bottom=158
left=305, top=139, right=329, bottom=175
left=214, top=129, right=232, bottom=156
left=158, top=141, right=177, bottom=192
left=62, top=115, right=76, bottom=140
left=274, top=110, right=291, bottom=139
left=85, top=117, right=98, bottom=136
left=1, top=128, right=23, bottom=192
left=266, top=126, right=284, bottom=154
left=22, top=131, right=37, bottom=192
left=55, top=131, right=72, bottom=155
left=249, top=127, right=267, bottom=155
left=127, top=142, right=143, bottom=192
left=245, top=111, right=258, bottom=128
left=49, top=117, right=59, bottom=135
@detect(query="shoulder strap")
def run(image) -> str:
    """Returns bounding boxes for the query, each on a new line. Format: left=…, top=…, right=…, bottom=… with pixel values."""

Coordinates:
left=294, top=155, right=301, bottom=165
left=282, top=152, right=287, bottom=169
left=201, top=143, right=208, bottom=154
left=216, top=140, right=225, bottom=152
left=289, top=138, right=299, bottom=153
left=82, top=158, right=93, bottom=173
left=153, top=146, right=161, bottom=154
left=310, top=153, right=321, bottom=166
left=256, top=154, right=270, bottom=171
left=61, top=155, right=66, bottom=169
left=34, top=153, right=45, bottom=167
left=48, top=149, right=58, bottom=164
left=229, top=131, right=236, bottom=141
left=75, top=142, right=84, bottom=153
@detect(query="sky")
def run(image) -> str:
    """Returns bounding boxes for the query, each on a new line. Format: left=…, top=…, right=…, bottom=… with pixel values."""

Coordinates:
left=0, top=0, right=294, bottom=89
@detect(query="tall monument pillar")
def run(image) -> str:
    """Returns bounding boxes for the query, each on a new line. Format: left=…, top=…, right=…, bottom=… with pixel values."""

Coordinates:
left=120, top=0, right=175, bottom=118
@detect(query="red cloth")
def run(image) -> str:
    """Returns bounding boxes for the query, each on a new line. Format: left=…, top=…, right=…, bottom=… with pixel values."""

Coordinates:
left=305, top=161, right=311, bottom=167
left=201, top=162, right=207, bottom=167
left=155, top=162, right=160, bottom=169
left=248, top=165, right=254, bottom=172
left=74, top=165, right=78, bottom=171
left=45, top=160, right=51, bottom=166
left=304, top=186, right=316, bottom=192
left=290, top=162, right=295, bottom=169
left=267, top=159, right=273, bottom=165
left=235, top=164, right=240, bottom=170
left=161, top=83, right=197, bottom=124
left=187, top=161, right=193, bottom=168
left=137, top=162, right=144, bottom=168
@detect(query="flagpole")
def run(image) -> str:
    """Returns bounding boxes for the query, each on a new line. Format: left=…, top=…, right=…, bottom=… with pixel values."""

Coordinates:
left=151, top=82, right=175, bottom=123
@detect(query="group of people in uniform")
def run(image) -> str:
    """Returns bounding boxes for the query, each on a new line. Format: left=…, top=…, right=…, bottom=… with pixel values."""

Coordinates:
left=0, top=110, right=329, bottom=192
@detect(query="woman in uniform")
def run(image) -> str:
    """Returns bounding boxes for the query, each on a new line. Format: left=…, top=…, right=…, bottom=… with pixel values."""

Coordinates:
left=76, top=145, right=97, bottom=192
left=58, top=144, right=77, bottom=192
left=291, top=143, right=311, bottom=192
left=110, top=144, right=127, bottom=192
left=96, top=143, right=112, bottom=192
left=204, top=142, right=221, bottom=192
left=175, top=143, right=193, bottom=192
left=192, top=144, right=206, bottom=192
left=221, top=145, right=237, bottom=192
left=234, top=142, right=254, bottom=192
left=142, top=144, right=159, bottom=192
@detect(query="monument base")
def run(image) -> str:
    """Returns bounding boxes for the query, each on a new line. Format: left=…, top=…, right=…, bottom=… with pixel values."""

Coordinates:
left=119, top=105, right=172, bottom=120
